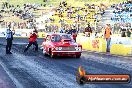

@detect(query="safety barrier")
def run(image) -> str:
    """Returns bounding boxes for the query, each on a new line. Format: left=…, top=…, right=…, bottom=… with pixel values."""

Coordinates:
left=76, top=34, right=106, bottom=53
left=110, top=44, right=132, bottom=56
left=77, top=34, right=132, bottom=56
left=110, top=37, right=132, bottom=56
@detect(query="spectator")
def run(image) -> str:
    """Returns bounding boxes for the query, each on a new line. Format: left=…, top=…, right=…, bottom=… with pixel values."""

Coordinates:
left=59, top=26, right=65, bottom=33
left=126, top=29, right=131, bottom=37
left=84, top=24, right=92, bottom=37
left=120, top=26, right=127, bottom=37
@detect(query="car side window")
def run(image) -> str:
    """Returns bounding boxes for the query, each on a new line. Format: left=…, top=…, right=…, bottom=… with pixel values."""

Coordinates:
left=46, top=35, right=51, bottom=42
left=51, top=35, right=61, bottom=42
left=51, top=36, right=55, bottom=42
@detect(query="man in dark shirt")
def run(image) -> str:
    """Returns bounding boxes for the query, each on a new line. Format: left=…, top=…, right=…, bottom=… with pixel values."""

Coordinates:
left=71, top=27, right=77, bottom=42
left=120, top=26, right=127, bottom=37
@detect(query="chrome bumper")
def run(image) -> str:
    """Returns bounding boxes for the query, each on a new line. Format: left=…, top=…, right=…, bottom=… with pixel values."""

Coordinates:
left=52, top=51, right=82, bottom=53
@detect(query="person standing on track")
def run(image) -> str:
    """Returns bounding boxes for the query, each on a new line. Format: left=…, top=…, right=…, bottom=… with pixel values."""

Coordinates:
left=5, top=23, right=15, bottom=54
left=104, top=24, right=112, bottom=52
left=24, top=28, right=38, bottom=52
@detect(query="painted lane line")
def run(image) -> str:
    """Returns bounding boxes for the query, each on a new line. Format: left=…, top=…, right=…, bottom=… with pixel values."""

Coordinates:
left=0, top=57, right=24, bottom=88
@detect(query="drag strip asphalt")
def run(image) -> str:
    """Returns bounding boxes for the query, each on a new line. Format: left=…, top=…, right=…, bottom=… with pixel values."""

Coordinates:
left=0, top=38, right=132, bottom=88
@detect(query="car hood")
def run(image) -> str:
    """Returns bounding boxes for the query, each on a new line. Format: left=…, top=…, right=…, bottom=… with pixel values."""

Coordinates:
left=51, top=41, right=81, bottom=47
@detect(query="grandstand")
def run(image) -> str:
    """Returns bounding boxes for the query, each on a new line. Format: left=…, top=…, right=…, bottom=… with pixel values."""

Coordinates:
left=110, top=1, right=132, bottom=33
left=40, top=0, right=130, bottom=32
left=111, top=2, right=132, bottom=23
left=0, top=0, right=131, bottom=33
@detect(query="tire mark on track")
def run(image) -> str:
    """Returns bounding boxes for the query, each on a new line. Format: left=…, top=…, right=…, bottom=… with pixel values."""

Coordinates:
left=2, top=44, right=131, bottom=88
left=0, top=47, right=48, bottom=88
left=12, top=44, right=98, bottom=88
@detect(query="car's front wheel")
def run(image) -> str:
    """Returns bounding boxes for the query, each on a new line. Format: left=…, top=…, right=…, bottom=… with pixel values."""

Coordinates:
left=43, top=48, right=48, bottom=56
left=50, top=52, right=55, bottom=58
left=49, top=49, right=55, bottom=58
left=76, top=55, right=81, bottom=58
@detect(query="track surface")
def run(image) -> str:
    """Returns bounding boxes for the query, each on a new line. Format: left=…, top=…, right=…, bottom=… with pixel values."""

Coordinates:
left=0, top=38, right=132, bottom=88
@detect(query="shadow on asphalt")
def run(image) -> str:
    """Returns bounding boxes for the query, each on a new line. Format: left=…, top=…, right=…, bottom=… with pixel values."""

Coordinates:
left=11, top=44, right=81, bottom=60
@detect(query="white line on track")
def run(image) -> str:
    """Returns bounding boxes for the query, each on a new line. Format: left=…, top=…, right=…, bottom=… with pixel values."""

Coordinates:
left=0, top=58, right=23, bottom=88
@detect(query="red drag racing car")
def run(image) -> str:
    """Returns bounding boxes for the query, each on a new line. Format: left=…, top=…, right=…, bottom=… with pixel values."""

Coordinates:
left=41, top=33, right=82, bottom=58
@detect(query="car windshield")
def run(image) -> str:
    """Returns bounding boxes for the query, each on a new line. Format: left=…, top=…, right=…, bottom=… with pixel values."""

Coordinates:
left=61, top=34, right=72, bottom=40
left=51, top=34, right=72, bottom=42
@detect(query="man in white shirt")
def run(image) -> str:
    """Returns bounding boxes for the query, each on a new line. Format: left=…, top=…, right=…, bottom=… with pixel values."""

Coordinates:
left=5, top=24, right=15, bottom=54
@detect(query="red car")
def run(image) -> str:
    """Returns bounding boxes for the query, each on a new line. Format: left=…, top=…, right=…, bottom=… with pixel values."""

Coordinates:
left=41, top=33, right=82, bottom=58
